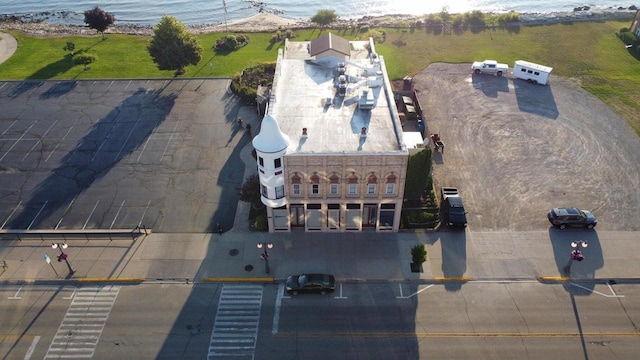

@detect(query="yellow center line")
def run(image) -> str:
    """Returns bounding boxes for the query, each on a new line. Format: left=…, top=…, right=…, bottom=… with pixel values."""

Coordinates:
left=275, top=332, right=640, bottom=338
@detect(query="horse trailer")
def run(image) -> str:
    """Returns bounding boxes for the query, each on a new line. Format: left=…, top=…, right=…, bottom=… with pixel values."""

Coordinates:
left=513, top=60, right=553, bottom=85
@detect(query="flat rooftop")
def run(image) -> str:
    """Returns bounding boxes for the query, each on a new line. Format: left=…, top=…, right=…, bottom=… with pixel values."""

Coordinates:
left=268, top=38, right=406, bottom=155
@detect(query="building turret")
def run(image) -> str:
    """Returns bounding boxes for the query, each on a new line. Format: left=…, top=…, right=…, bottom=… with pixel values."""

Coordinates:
left=252, top=114, right=290, bottom=208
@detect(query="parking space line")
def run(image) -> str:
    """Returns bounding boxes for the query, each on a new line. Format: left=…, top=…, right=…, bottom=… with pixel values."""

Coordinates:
left=396, top=284, right=434, bottom=299
left=0, top=122, right=36, bottom=162
left=109, top=200, right=126, bottom=229
left=54, top=196, right=77, bottom=230
left=1, top=119, right=17, bottom=136
left=27, top=201, right=47, bottom=230
left=1, top=200, right=21, bottom=230
left=82, top=200, right=100, bottom=230
left=138, top=200, right=151, bottom=227
left=114, top=120, right=140, bottom=161
left=45, top=125, right=74, bottom=162
left=570, top=283, right=625, bottom=298
left=334, top=283, right=347, bottom=299
left=23, top=119, right=59, bottom=162
left=8, top=286, right=22, bottom=299
left=160, top=120, right=181, bottom=161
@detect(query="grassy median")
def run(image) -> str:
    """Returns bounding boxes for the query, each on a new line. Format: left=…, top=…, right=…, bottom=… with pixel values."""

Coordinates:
left=1, top=19, right=638, bottom=134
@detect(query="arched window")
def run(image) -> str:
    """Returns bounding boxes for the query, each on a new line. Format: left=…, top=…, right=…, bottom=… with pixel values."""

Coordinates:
left=347, top=173, right=358, bottom=196
left=367, top=174, right=377, bottom=195
left=329, top=173, right=340, bottom=196
left=385, top=174, right=396, bottom=195
left=310, top=174, right=320, bottom=196
left=291, top=173, right=301, bottom=196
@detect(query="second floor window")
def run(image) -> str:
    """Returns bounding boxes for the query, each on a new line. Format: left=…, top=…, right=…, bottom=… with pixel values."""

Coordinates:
left=367, top=183, right=376, bottom=195
left=261, top=184, right=268, bottom=197
left=330, top=183, right=339, bottom=195
left=274, top=158, right=282, bottom=168
left=348, top=183, right=357, bottom=195
left=311, top=184, right=319, bottom=195
left=275, top=185, right=284, bottom=199
left=292, top=184, right=301, bottom=196
left=386, top=183, right=395, bottom=195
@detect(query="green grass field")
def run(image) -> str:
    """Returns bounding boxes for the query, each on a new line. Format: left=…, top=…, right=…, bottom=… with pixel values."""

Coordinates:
left=1, top=20, right=638, bottom=134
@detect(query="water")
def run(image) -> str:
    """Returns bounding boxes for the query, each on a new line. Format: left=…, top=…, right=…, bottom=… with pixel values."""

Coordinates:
left=0, top=0, right=636, bottom=26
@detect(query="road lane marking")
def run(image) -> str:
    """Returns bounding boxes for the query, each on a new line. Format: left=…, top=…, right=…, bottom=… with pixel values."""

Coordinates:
left=273, top=284, right=284, bottom=335
left=23, top=335, right=40, bottom=360
left=208, top=285, right=262, bottom=359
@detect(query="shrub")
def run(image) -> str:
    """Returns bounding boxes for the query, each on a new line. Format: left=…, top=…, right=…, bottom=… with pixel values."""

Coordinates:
left=359, top=25, right=369, bottom=33
left=214, top=34, right=250, bottom=51
left=363, top=29, right=385, bottom=43
left=411, top=244, right=427, bottom=264
left=620, top=31, right=638, bottom=45
left=255, top=212, right=268, bottom=231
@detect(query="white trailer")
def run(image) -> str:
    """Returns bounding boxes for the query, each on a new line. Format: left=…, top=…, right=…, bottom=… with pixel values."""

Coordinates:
left=513, top=60, right=553, bottom=85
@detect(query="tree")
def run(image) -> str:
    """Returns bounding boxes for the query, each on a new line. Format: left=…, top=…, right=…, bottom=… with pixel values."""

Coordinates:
left=63, top=41, right=75, bottom=55
left=84, top=6, right=115, bottom=40
left=74, top=53, right=97, bottom=71
left=239, top=175, right=262, bottom=206
left=148, top=15, right=203, bottom=76
left=310, top=9, right=338, bottom=29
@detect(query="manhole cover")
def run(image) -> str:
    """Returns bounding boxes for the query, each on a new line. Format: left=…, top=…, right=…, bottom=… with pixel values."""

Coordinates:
left=244, top=265, right=254, bottom=272
left=229, top=249, right=239, bottom=256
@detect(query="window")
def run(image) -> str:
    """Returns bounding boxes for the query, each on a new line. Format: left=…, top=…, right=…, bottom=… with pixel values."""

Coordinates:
left=386, top=183, right=395, bottom=195
left=348, top=174, right=358, bottom=195
left=292, top=184, right=301, bottom=196
left=310, top=174, right=320, bottom=196
left=367, top=183, right=376, bottom=195
left=275, top=185, right=284, bottom=199
left=386, top=174, right=396, bottom=195
left=258, top=156, right=264, bottom=167
left=274, top=158, right=282, bottom=168
left=261, top=184, right=267, bottom=197
left=367, top=174, right=377, bottom=195
left=329, top=174, right=340, bottom=196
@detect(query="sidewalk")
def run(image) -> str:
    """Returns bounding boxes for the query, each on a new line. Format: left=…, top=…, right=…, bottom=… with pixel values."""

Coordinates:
left=0, top=32, right=18, bottom=65
left=2, top=226, right=640, bottom=284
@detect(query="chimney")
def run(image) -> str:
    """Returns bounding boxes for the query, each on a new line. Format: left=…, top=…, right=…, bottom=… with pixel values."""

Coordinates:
left=302, top=127, right=308, bottom=137
left=361, top=127, right=367, bottom=136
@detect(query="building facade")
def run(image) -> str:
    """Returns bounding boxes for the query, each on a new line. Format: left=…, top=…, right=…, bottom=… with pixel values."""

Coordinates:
left=252, top=33, right=409, bottom=232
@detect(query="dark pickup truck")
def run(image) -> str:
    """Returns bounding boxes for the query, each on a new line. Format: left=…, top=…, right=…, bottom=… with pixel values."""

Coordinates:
left=441, top=187, right=468, bottom=228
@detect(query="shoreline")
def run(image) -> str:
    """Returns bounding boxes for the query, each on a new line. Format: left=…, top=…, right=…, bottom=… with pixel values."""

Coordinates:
left=0, top=10, right=636, bottom=37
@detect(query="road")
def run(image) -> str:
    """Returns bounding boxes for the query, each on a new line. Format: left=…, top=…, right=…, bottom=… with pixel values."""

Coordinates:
left=1, top=282, right=638, bottom=359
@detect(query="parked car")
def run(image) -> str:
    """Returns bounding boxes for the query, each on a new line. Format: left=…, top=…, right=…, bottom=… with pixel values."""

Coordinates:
left=547, top=207, right=597, bottom=229
left=285, top=273, right=335, bottom=295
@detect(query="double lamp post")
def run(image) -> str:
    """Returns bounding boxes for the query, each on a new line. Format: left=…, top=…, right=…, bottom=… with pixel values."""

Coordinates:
left=257, top=242, right=273, bottom=274
left=52, top=242, right=76, bottom=274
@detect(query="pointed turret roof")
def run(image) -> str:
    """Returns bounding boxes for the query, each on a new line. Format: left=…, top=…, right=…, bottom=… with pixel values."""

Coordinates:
left=252, top=114, right=290, bottom=153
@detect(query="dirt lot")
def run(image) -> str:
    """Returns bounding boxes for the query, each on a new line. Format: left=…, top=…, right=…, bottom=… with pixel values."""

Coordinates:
left=412, top=63, right=640, bottom=231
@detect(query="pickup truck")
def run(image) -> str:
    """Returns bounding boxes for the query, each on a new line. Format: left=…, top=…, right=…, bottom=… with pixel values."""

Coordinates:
left=441, top=187, right=468, bottom=228
left=471, top=60, right=508, bottom=77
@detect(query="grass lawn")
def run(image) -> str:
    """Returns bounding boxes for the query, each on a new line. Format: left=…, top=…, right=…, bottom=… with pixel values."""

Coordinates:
left=1, top=20, right=638, bottom=134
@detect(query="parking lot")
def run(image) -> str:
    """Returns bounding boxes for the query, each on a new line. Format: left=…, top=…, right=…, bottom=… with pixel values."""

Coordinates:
left=413, top=63, right=640, bottom=231
left=0, top=79, right=252, bottom=233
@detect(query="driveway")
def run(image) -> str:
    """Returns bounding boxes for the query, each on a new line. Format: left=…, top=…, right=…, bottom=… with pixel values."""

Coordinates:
left=412, top=63, right=640, bottom=231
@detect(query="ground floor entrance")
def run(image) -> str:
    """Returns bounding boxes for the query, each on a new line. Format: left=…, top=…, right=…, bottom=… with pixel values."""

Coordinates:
left=267, top=201, right=402, bottom=233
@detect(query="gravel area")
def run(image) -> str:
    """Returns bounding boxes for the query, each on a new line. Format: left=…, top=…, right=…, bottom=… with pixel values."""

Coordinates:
left=413, top=63, right=640, bottom=231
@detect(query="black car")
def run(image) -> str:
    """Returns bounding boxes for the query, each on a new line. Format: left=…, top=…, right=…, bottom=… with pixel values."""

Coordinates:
left=547, top=207, right=597, bottom=229
left=443, top=196, right=467, bottom=228
left=285, top=273, right=335, bottom=295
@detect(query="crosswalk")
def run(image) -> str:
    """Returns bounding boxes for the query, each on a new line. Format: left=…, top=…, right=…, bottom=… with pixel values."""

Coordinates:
left=45, top=286, right=120, bottom=359
left=208, top=285, right=264, bottom=359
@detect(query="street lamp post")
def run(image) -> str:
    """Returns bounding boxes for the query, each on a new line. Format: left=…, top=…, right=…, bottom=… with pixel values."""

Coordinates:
left=52, top=242, right=76, bottom=274
left=257, top=242, right=273, bottom=274
left=563, top=240, right=587, bottom=275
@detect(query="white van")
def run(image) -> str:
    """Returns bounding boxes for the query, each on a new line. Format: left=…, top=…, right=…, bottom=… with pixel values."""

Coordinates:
left=513, top=60, right=553, bottom=85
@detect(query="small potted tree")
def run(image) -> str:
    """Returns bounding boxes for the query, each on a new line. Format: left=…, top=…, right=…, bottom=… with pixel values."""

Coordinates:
left=410, top=244, right=427, bottom=273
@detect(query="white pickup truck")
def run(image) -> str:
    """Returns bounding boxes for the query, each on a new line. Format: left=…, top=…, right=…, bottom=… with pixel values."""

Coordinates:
left=471, top=60, right=508, bottom=77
